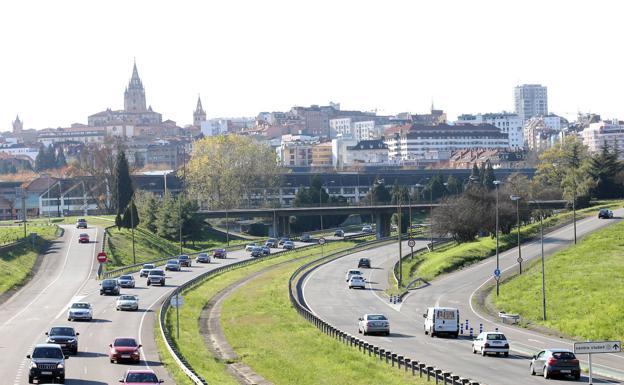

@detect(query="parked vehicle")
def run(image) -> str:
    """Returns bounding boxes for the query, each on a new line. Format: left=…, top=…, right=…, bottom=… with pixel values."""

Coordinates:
left=147, top=269, right=166, bottom=286
left=282, top=240, right=295, bottom=250
left=78, top=233, right=90, bottom=243
left=358, top=258, right=371, bottom=268
left=177, top=254, right=192, bottom=267
left=117, top=275, right=135, bottom=288
left=165, top=259, right=181, bottom=271
left=27, top=344, right=67, bottom=384
left=45, top=326, right=79, bottom=355
left=76, top=218, right=87, bottom=229
left=530, top=349, right=581, bottom=380
left=116, top=295, right=139, bottom=311
left=213, top=248, right=227, bottom=259
left=598, top=209, right=613, bottom=219
left=472, top=332, right=509, bottom=357
left=100, top=279, right=120, bottom=296
left=196, top=252, right=211, bottom=263
left=139, top=263, right=155, bottom=277
left=119, top=369, right=164, bottom=384
left=423, top=307, right=459, bottom=338
left=109, top=337, right=141, bottom=364
left=358, top=314, right=390, bottom=335
left=67, top=302, right=93, bottom=321
left=348, top=275, right=366, bottom=289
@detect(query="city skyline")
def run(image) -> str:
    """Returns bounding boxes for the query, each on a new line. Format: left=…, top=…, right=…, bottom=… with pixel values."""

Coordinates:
left=1, top=0, right=623, bottom=130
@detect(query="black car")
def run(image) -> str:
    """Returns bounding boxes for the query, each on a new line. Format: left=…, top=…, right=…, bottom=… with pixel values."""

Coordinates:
left=177, top=254, right=192, bottom=267
left=76, top=218, right=87, bottom=229
left=250, top=247, right=263, bottom=258
left=358, top=258, right=371, bottom=268
left=100, top=279, right=120, bottom=295
left=530, top=349, right=581, bottom=380
left=27, top=344, right=68, bottom=384
left=46, top=326, right=79, bottom=355
left=147, top=269, right=166, bottom=286
left=598, top=209, right=613, bottom=219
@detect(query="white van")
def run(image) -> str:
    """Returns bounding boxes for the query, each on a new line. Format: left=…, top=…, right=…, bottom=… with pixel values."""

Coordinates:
left=423, top=307, right=459, bottom=338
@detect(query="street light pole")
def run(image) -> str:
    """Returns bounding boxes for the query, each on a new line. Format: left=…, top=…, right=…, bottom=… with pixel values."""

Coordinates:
left=540, top=212, right=547, bottom=320
left=319, top=184, right=323, bottom=231
left=510, top=195, right=522, bottom=274
left=493, top=180, right=501, bottom=296
left=130, top=196, right=136, bottom=265
left=430, top=186, right=434, bottom=251
left=397, top=195, right=402, bottom=289
left=572, top=187, right=577, bottom=244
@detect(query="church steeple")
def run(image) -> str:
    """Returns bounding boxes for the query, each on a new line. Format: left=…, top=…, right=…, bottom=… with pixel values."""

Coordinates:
left=124, top=59, right=147, bottom=113
left=193, top=95, right=206, bottom=127
left=13, top=115, right=23, bottom=135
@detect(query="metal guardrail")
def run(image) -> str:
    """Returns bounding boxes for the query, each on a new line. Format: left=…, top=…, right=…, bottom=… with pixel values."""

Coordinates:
left=290, top=241, right=486, bottom=385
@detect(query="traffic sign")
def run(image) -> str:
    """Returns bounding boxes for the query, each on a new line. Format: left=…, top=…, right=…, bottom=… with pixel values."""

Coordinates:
left=407, top=239, right=416, bottom=248
left=97, top=252, right=107, bottom=263
left=170, top=294, right=185, bottom=308
left=574, top=341, right=621, bottom=354
left=494, top=269, right=501, bottom=277
left=318, top=237, right=326, bottom=245
left=516, top=257, right=523, bottom=263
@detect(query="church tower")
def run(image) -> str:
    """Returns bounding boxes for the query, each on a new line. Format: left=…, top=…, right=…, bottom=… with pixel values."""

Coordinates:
left=193, top=95, right=206, bottom=127
left=124, top=60, right=147, bottom=113
left=12, top=115, right=23, bottom=135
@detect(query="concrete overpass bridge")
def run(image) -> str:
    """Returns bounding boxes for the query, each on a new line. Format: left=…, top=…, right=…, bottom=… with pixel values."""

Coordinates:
left=199, top=200, right=567, bottom=238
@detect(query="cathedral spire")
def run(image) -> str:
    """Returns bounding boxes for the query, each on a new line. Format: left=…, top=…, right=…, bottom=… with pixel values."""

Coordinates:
left=125, top=59, right=147, bottom=112
left=195, top=95, right=204, bottom=113
left=193, top=94, right=206, bottom=126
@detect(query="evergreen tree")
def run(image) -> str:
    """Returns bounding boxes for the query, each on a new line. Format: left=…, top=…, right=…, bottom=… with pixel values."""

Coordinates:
left=35, top=145, right=46, bottom=171
left=56, top=146, right=67, bottom=168
left=588, top=141, right=622, bottom=199
left=445, top=175, right=462, bottom=195
left=112, top=150, right=134, bottom=215
left=45, top=145, right=56, bottom=169
left=390, top=180, right=409, bottom=205
left=367, top=179, right=391, bottom=204
left=138, top=192, right=159, bottom=233
left=121, top=200, right=140, bottom=229
left=157, top=193, right=178, bottom=240
left=424, top=173, right=447, bottom=201
left=482, top=161, right=496, bottom=190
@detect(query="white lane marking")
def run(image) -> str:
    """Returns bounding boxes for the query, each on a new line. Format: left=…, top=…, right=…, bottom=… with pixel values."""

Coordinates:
left=528, top=338, right=542, bottom=343
left=0, top=227, right=76, bottom=329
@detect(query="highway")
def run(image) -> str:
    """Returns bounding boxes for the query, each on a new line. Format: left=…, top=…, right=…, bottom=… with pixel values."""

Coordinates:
left=0, top=225, right=305, bottom=384
left=302, top=211, right=624, bottom=385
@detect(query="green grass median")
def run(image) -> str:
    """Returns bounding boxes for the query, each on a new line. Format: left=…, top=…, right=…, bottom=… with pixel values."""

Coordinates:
left=492, top=220, right=624, bottom=342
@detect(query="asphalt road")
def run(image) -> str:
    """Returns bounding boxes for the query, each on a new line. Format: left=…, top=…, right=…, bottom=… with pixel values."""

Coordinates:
left=302, top=211, right=624, bottom=385
left=1, top=225, right=306, bottom=384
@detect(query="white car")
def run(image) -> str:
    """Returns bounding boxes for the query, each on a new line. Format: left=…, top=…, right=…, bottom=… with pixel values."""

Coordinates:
left=67, top=302, right=93, bottom=321
left=116, top=294, right=139, bottom=311
left=472, top=332, right=509, bottom=357
left=348, top=275, right=366, bottom=289
left=345, top=269, right=363, bottom=282
left=139, top=263, right=155, bottom=278
left=245, top=243, right=258, bottom=252
left=362, top=225, right=373, bottom=233
left=358, top=314, right=390, bottom=336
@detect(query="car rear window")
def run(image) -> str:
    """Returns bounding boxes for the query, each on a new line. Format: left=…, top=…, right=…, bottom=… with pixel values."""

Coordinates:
left=150, top=270, right=164, bottom=276
left=119, top=275, right=132, bottom=280
left=120, top=295, right=136, bottom=301
left=71, top=303, right=89, bottom=309
left=552, top=351, right=576, bottom=359
left=103, top=280, right=117, bottom=286
left=33, top=347, right=63, bottom=359
left=486, top=333, right=506, bottom=340
left=143, top=264, right=155, bottom=269
left=50, top=327, right=75, bottom=336
left=179, top=255, right=189, bottom=259
left=114, top=338, right=138, bottom=347
left=367, top=314, right=387, bottom=320
left=126, top=372, right=159, bottom=382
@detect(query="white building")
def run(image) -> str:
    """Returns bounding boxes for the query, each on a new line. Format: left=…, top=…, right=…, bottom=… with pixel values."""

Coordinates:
left=456, top=113, right=524, bottom=148
left=0, top=146, right=39, bottom=162
left=514, top=84, right=548, bottom=121
left=331, top=137, right=357, bottom=168
left=345, top=139, right=389, bottom=165
left=200, top=119, right=229, bottom=136
left=37, top=127, right=106, bottom=146
left=106, top=124, right=135, bottom=138
left=329, top=118, right=381, bottom=141
left=581, top=120, right=624, bottom=159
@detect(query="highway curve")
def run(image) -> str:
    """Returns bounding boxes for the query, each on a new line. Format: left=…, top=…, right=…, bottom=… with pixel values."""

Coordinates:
left=302, top=212, right=624, bottom=385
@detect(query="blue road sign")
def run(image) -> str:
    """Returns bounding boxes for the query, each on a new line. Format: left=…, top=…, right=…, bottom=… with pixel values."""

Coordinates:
left=494, top=269, right=501, bottom=277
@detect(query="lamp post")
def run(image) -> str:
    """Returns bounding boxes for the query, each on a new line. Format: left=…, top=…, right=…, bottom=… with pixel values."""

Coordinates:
left=397, top=194, right=403, bottom=289
left=319, top=180, right=334, bottom=231
left=510, top=195, right=522, bottom=274
left=413, top=183, right=423, bottom=238
left=429, top=185, right=434, bottom=251
left=540, top=211, right=547, bottom=320
left=493, top=180, right=501, bottom=296
left=130, top=195, right=136, bottom=264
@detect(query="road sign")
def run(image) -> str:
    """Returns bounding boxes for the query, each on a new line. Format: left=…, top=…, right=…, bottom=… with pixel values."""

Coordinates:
left=574, top=341, right=621, bottom=354
left=516, top=257, right=523, bottom=263
left=318, top=237, right=326, bottom=245
left=97, top=252, right=107, bottom=263
left=494, top=269, right=501, bottom=277
left=170, top=295, right=185, bottom=308
left=407, top=239, right=416, bottom=248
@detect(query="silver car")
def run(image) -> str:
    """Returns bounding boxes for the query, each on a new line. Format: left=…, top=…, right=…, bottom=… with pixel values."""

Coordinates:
left=139, top=263, right=155, bottom=277
left=117, top=275, right=135, bottom=288
left=116, top=294, right=139, bottom=311
left=358, top=314, right=390, bottom=336
left=67, top=302, right=93, bottom=321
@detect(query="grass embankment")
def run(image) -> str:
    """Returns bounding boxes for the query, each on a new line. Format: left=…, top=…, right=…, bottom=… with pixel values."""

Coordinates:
left=0, top=224, right=60, bottom=295
left=398, top=201, right=623, bottom=285
left=492, top=221, right=624, bottom=342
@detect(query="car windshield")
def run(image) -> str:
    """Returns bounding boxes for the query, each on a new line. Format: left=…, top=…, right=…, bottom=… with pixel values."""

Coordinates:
left=167, top=260, right=178, bottom=264
left=126, top=372, right=159, bottom=382
left=103, top=280, right=117, bottom=287
left=179, top=255, right=189, bottom=259
left=119, top=275, right=133, bottom=280
left=120, top=295, right=137, bottom=301
left=552, top=351, right=576, bottom=359
left=360, top=259, right=369, bottom=262
left=349, top=270, right=362, bottom=275
left=367, top=314, right=387, bottom=321
left=50, top=327, right=75, bottom=336
left=71, top=303, right=89, bottom=309
left=114, top=338, right=138, bottom=347
left=486, top=333, right=506, bottom=340
left=80, top=233, right=88, bottom=237
left=143, top=264, right=155, bottom=269
left=199, top=253, right=208, bottom=257
left=32, top=347, right=64, bottom=359
left=351, top=276, right=364, bottom=281
left=150, top=270, right=164, bottom=276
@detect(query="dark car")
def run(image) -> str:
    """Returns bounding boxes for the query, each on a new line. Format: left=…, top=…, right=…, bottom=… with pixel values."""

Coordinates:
left=76, top=218, right=87, bottom=229
left=78, top=233, right=90, bottom=243
left=282, top=240, right=295, bottom=250
left=530, top=349, right=581, bottom=380
left=278, top=237, right=291, bottom=246
left=261, top=246, right=271, bottom=255
left=46, top=326, right=79, bottom=355
left=196, top=252, right=211, bottom=263
left=358, top=258, right=371, bottom=268
left=27, top=343, right=68, bottom=384
left=119, top=369, right=164, bottom=384
left=334, top=229, right=345, bottom=237
left=250, top=246, right=263, bottom=258
left=147, top=269, right=166, bottom=286
left=165, top=259, right=181, bottom=271
left=265, top=238, right=278, bottom=248
left=100, top=279, right=120, bottom=295
left=213, top=249, right=227, bottom=259
left=300, top=233, right=312, bottom=242
left=598, top=209, right=613, bottom=219
left=177, top=254, right=192, bottom=267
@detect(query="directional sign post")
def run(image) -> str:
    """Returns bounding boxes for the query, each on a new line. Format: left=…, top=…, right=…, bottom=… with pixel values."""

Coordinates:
left=96, top=252, right=107, bottom=279
left=318, top=237, right=326, bottom=260
left=171, top=291, right=185, bottom=339
left=574, top=341, right=621, bottom=384
left=408, top=238, right=416, bottom=260
left=494, top=268, right=501, bottom=280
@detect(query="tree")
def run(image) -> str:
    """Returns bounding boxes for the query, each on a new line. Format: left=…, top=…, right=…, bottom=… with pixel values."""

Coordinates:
left=390, top=180, right=409, bottom=205
left=121, top=200, right=140, bottom=229
left=56, top=146, right=67, bottom=168
left=185, top=135, right=282, bottom=210
left=482, top=161, right=496, bottom=190
left=45, top=145, right=56, bottom=169
left=112, top=150, right=134, bottom=215
left=115, top=213, right=122, bottom=230
left=445, top=175, right=462, bottom=196
left=136, top=191, right=158, bottom=233
left=35, top=145, right=46, bottom=171
left=366, top=179, right=391, bottom=204
left=157, top=193, right=178, bottom=240
left=423, top=173, right=447, bottom=202
left=588, top=141, right=623, bottom=199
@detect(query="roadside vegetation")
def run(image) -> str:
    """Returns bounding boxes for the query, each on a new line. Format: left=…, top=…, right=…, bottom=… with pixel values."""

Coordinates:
left=492, top=220, right=624, bottom=342
left=0, top=223, right=58, bottom=245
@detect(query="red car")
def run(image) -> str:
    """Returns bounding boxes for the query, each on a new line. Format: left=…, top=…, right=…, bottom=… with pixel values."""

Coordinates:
left=213, top=249, right=227, bottom=259
left=119, top=369, right=164, bottom=384
left=109, top=337, right=141, bottom=364
left=78, top=233, right=90, bottom=243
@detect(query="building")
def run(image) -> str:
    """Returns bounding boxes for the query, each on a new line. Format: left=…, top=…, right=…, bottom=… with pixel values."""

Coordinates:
left=329, top=118, right=381, bottom=141
left=311, top=142, right=333, bottom=167
left=0, top=146, right=39, bottom=163
left=13, top=115, right=23, bottom=135
left=581, top=120, right=624, bottom=159
left=456, top=113, right=524, bottom=149
left=514, top=84, right=548, bottom=121
left=38, top=126, right=107, bottom=146
left=331, top=137, right=358, bottom=168
left=345, top=139, right=389, bottom=165
left=523, top=115, right=565, bottom=151
left=277, top=135, right=317, bottom=167
left=385, top=123, right=509, bottom=163
left=448, top=148, right=528, bottom=169
left=88, top=61, right=162, bottom=127
left=193, top=96, right=206, bottom=127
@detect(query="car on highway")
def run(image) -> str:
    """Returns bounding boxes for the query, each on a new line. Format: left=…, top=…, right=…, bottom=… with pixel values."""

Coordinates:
left=213, top=248, right=227, bottom=259
left=116, top=294, right=139, bottom=311
left=358, top=314, right=390, bottom=335
left=245, top=243, right=258, bottom=252
left=100, top=279, right=121, bottom=295
left=348, top=275, right=366, bottom=289
left=67, top=302, right=93, bottom=321
left=334, top=229, right=344, bottom=237
left=177, top=254, right=192, bottom=267
left=598, top=209, right=614, bottom=219
left=300, top=233, right=312, bottom=242
left=345, top=269, right=363, bottom=282
left=282, top=240, right=295, bottom=250
left=278, top=237, right=291, bottom=246
left=357, top=258, right=371, bottom=268
left=265, top=238, right=278, bottom=248
left=472, top=332, right=509, bottom=357
left=139, top=263, right=155, bottom=277
left=530, top=349, right=581, bottom=380
left=165, top=259, right=181, bottom=271
left=119, top=369, right=164, bottom=384
left=196, top=252, right=211, bottom=263
left=27, top=343, right=67, bottom=384
left=117, top=275, right=136, bottom=288
left=423, top=306, right=459, bottom=338
left=261, top=246, right=271, bottom=255
left=109, top=337, right=141, bottom=364
left=45, top=326, right=79, bottom=355
left=78, top=233, right=90, bottom=243
left=76, top=218, right=87, bottom=229
left=362, top=225, right=373, bottom=233
left=250, top=246, right=264, bottom=258
left=147, top=269, right=166, bottom=286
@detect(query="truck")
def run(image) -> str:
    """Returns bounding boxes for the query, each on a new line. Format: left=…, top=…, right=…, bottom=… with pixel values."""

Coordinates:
left=423, top=306, right=459, bottom=338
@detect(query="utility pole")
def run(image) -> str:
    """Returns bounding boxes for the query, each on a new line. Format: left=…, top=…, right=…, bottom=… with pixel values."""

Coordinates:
left=397, top=195, right=402, bottom=289
left=540, top=213, right=546, bottom=321
left=429, top=187, right=434, bottom=251
left=510, top=195, right=522, bottom=274
left=130, top=196, right=136, bottom=265
left=493, top=180, right=501, bottom=296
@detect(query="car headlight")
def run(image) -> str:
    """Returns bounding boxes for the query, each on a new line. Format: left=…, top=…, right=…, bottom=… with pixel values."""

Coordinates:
left=48, top=338, right=55, bottom=343
left=67, top=339, right=75, bottom=343
left=31, top=362, right=37, bottom=369
left=57, top=363, right=64, bottom=369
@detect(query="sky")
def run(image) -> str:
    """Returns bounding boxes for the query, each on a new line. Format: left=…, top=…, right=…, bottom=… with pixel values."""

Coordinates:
left=1, top=0, right=622, bottom=130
